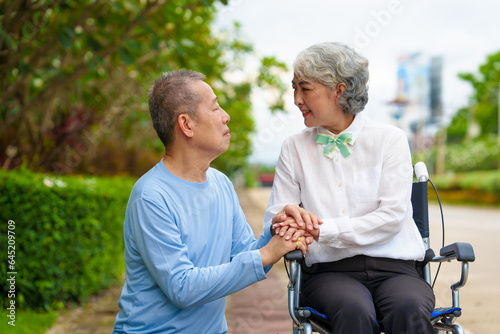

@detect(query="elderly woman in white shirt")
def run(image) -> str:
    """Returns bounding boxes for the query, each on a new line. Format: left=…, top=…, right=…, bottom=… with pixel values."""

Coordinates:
left=267, top=42, right=435, bottom=334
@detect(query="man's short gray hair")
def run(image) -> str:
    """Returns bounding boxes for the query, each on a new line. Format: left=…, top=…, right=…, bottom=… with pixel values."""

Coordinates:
left=148, top=70, right=206, bottom=150
left=293, top=42, right=369, bottom=115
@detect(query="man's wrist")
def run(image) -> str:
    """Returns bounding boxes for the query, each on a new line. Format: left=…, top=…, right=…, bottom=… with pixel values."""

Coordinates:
left=259, top=246, right=272, bottom=268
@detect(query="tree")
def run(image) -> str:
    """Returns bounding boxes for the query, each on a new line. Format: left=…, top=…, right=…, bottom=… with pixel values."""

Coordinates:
left=440, top=50, right=500, bottom=171
left=0, top=0, right=287, bottom=176
left=446, top=106, right=469, bottom=143
left=457, top=50, right=500, bottom=137
left=211, top=54, right=288, bottom=176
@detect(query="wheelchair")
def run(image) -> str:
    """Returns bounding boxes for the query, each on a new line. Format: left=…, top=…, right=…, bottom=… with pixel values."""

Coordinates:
left=284, top=162, right=475, bottom=334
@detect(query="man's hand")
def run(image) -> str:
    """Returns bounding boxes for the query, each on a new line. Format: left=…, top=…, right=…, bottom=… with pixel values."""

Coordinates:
left=259, top=235, right=308, bottom=268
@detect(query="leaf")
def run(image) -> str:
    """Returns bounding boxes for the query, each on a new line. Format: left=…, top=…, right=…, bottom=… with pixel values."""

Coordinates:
left=87, top=35, right=102, bottom=51
left=150, top=34, right=159, bottom=50
left=64, top=26, right=78, bottom=39
left=118, top=46, right=134, bottom=65
left=56, top=29, right=72, bottom=49
left=87, top=58, right=96, bottom=71
left=175, top=40, right=185, bottom=57
left=94, top=54, right=106, bottom=66
left=18, top=62, right=35, bottom=75
left=124, top=39, right=141, bottom=51
left=0, top=28, right=14, bottom=47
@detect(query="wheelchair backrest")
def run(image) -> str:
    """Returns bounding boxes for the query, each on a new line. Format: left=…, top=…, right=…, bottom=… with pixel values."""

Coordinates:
left=411, top=181, right=429, bottom=239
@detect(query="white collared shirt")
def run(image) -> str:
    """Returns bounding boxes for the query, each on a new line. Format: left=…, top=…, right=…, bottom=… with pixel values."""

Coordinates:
left=264, top=114, right=425, bottom=266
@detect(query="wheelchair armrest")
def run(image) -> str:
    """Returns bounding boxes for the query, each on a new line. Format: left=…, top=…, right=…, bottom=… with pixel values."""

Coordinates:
left=430, top=243, right=474, bottom=308
left=439, top=242, right=475, bottom=262
left=284, top=249, right=304, bottom=262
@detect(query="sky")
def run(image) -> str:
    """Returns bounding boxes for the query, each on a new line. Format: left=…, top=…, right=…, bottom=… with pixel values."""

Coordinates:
left=214, top=0, right=500, bottom=164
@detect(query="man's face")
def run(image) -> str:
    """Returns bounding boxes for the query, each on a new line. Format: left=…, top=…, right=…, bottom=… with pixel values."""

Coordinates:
left=190, top=81, right=231, bottom=157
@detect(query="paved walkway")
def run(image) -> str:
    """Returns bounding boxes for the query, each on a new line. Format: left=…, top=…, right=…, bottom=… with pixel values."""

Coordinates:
left=226, top=188, right=292, bottom=334
left=46, top=284, right=122, bottom=334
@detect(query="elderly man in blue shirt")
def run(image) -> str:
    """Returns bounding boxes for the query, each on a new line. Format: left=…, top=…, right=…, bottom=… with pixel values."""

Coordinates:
left=112, top=70, right=314, bottom=334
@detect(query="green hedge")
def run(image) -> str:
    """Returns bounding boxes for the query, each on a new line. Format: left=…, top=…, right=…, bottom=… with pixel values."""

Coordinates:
left=412, top=134, right=500, bottom=173
left=445, top=135, right=500, bottom=172
left=0, top=169, right=135, bottom=311
left=429, top=170, right=500, bottom=205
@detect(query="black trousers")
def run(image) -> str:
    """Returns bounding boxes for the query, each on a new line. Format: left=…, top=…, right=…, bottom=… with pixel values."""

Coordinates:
left=302, top=255, right=435, bottom=334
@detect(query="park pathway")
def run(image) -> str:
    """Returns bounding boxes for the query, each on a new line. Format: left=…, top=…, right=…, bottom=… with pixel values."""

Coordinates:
left=46, top=283, right=122, bottom=334
left=226, top=188, right=292, bottom=334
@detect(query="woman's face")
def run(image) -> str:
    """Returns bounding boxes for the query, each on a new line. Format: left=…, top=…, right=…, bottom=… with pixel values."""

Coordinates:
left=292, top=74, right=347, bottom=133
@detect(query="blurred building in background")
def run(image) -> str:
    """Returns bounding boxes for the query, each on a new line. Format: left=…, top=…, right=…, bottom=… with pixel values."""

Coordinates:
left=389, top=53, right=443, bottom=152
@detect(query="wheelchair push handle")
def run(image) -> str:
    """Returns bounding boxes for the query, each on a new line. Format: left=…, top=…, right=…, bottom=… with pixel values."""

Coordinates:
left=414, top=161, right=429, bottom=182
left=285, top=249, right=304, bottom=262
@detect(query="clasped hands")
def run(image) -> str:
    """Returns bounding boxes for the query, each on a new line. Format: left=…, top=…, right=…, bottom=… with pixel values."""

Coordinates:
left=260, top=204, right=322, bottom=267
left=272, top=204, right=322, bottom=255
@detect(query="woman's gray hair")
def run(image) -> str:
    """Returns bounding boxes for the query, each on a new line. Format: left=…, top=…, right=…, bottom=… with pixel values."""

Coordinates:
left=293, top=42, right=369, bottom=115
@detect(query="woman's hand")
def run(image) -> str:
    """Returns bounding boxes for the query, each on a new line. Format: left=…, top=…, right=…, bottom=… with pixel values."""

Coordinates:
left=278, top=225, right=316, bottom=245
left=272, top=204, right=322, bottom=241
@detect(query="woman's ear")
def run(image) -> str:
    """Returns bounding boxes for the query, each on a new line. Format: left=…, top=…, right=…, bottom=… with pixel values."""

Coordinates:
left=177, top=114, right=195, bottom=138
left=335, top=83, right=347, bottom=99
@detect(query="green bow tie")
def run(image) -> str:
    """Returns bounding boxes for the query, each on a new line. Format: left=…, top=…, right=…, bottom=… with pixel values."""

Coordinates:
left=316, top=132, right=352, bottom=158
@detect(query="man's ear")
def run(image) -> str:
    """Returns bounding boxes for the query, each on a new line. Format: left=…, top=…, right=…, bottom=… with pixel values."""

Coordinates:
left=177, top=114, right=195, bottom=138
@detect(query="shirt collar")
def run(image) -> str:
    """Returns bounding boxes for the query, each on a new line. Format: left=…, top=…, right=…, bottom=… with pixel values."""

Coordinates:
left=317, top=113, right=364, bottom=146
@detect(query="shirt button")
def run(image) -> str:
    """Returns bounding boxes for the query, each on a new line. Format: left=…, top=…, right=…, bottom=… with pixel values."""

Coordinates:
left=338, top=183, right=342, bottom=188
left=342, top=210, right=346, bottom=215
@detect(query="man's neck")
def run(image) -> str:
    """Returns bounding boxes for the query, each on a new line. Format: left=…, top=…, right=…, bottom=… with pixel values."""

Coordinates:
left=162, top=149, right=211, bottom=183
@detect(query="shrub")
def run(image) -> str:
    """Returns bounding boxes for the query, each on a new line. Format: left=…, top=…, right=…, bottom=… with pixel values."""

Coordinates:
left=0, top=169, right=135, bottom=311
left=431, top=170, right=500, bottom=194
left=429, top=170, right=500, bottom=205
left=445, top=135, right=500, bottom=172
left=412, top=135, right=500, bottom=174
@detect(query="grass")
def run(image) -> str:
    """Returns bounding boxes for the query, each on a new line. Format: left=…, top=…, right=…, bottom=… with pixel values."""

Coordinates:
left=0, top=308, right=58, bottom=334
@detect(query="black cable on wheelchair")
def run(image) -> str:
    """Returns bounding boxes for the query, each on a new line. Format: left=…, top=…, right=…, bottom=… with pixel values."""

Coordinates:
left=284, top=256, right=290, bottom=279
left=429, top=178, right=445, bottom=289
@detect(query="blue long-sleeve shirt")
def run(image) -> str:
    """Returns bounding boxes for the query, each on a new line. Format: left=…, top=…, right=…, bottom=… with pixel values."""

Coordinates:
left=113, top=161, right=272, bottom=333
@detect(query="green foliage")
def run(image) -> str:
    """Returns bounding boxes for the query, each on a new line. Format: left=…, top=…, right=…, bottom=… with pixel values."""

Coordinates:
left=429, top=170, right=500, bottom=205
left=212, top=82, right=255, bottom=177
left=239, top=164, right=277, bottom=188
left=0, top=169, right=134, bottom=311
left=257, top=56, right=289, bottom=112
left=242, top=164, right=259, bottom=188
left=457, top=51, right=500, bottom=137
left=430, top=170, right=500, bottom=193
left=417, top=49, right=500, bottom=178
left=446, top=107, right=470, bottom=143
left=460, top=170, right=500, bottom=194
left=0, top=308, right=58, bottom=334
left=413, top=134, right=500, bottom=173
left=210, top=27, right=288, bottom=178
left=445, top=134, right=500, bottom=172
left=0, top=1, right=288, bottom=177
